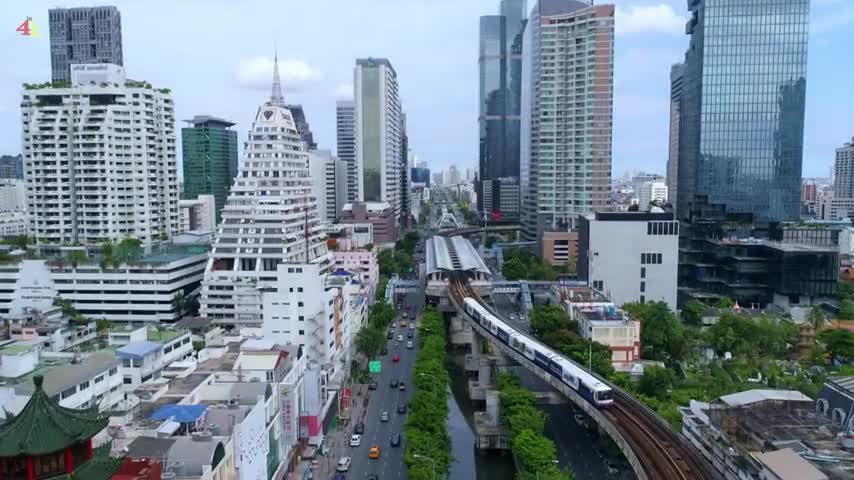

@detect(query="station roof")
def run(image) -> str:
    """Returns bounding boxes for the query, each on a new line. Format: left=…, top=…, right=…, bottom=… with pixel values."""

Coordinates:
left=426, top=235, right=490, bottom=275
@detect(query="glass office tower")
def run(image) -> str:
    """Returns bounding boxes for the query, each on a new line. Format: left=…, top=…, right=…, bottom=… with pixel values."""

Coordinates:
left=676, top=0, right=810, bottom=222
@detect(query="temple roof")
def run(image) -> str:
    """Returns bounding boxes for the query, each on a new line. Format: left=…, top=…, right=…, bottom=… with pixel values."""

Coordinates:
left=0, top=374, right=108, bottom=457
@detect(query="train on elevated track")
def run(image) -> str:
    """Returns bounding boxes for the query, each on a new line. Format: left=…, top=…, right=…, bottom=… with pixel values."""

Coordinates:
left=463, top=297, right=614, bottom=408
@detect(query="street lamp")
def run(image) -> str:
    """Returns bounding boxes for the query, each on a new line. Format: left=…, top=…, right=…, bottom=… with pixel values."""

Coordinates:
left=413, top=453, right=436, bottom=480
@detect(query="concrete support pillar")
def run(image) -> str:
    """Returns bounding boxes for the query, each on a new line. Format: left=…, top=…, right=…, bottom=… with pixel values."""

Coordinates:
left=479, top=362, right=492, bottom=386
left=485, top=390, right=501, bottom=426
left=471, top=334, right=482, bottom=363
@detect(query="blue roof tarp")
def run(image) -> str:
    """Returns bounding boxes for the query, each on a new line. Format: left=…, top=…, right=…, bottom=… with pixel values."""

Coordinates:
left=116, top=340, right=161, bottom=360
left=150, top=404, right=208, bottom=423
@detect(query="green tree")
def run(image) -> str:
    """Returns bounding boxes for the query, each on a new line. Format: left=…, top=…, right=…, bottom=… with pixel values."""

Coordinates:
left=66, top=249, right=88, bottom=268
left=808, top=306, right=827, bottom=330
left=839, top=299, right=854, bottom=320
left=638, top=365, right=674, bottom=399
left=624, top=302, right=687, bottom=362
left=506, top=404, right=546, bottom=434
left=513, top=428, right=558, bottom=473
left=95, top=318, right=113, bottom=333
left=531, top=305, right=570, bottom=337
left=818, top=328, right=854, bottom=361
left=355, top=327, right=385, bottom=358
left=681, top=300, right=706, bottom=326
left=839, top=281, right=854, bottom=300
left=502, top=257, right=526, bottom=280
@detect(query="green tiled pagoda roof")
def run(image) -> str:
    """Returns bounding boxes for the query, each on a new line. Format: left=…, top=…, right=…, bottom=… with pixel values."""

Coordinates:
left=0, top=375, right=108, bottom=457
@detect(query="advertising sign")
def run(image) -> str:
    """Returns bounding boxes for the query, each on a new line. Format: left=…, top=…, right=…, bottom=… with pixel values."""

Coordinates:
left=369, top=361, right=381, bottom=374
left=280, top=383, right=297, bottom=447
left=235, top=398, right=269, bottom=480
left=9, top=260, right=58, bottom=315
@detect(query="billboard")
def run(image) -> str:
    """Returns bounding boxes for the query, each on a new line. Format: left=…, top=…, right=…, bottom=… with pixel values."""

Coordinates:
left=235, top=398, right=269, bottom=480
left=280, top=383, right=297, bottom=447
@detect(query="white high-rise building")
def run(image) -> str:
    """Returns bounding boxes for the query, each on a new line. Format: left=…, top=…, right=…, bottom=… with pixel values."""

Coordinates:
left=22, top=64, right=179, bottom=245
left=336, top=100, right=357, bottom=203
left=521, top=1, right=614, bottom=239
left=638, top=181, right=668, bottom=209
left=308, top=149, right=347, bottom=223
left=200, top=58, right=331, bottom=326
left=354, top=58, right=402, bottom=223
left=445, top=165, right=460, bottom=186
left=178, top=194, right=216, bottom=233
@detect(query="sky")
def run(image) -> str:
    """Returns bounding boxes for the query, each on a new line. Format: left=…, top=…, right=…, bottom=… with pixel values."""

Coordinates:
left=0, top=0, right=851, bottom=179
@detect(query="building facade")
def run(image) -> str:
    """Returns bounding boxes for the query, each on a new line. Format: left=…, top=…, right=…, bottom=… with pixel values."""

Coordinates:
left=200, top=58, right=330, bottom=327
left=834, top=138, right=854, bottom=198
left=339, top=202, right=397, bottom=244
left=22, top=64, right=179, bottom=245
left=477, top=0, right=526, bottom=217
left=354, top=58, right=403, bottom=224
left=48, top=6, right=123, bottom=82
left=181, top=115, right=238, bottom=224
left=0, top=155, right=23, bottom=180
left=638, top=181, right=669, bottom=208
left=578, top=211, right=679, bottom=310
left=308, top=149, right=345, bottom=223
left=335, top=100, right=357, bottom=203
left=520, top=0, right=614, bottom=240
left=178, top=194, right=216, bottom=233
left=286, top=104, right=317, bottom=150
left=666, top=63, right=685, bottom=210
left=675, top=0, right=809, bottom=223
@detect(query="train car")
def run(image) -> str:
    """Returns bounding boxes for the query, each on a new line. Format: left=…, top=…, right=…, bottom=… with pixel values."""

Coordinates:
left=496, top=326, right=510, bottom=344
left=556, top=358, right=580, bottom=391
left=507, top=332, right=528, bottom=357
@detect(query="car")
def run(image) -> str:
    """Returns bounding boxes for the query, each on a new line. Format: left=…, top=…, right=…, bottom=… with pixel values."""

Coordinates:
left=350, top=434, right=361, bottom=447
left=397, top=403, right=407, bottom=414
left=406, top=340, right=413, bottom=349
left=390, top=434, right=401, bottom=447
left=402, top=312, right=408, bottom=319
left=390, top=379, right=399, bottom=388
left=354, top=423, right=365, bottom=435
left=399, top=320, right=407, bottom=327
left=336, top=457, right=352, bottom=472
left=366, top=475, right=378, bottom=480
left=368, top=381, right=377, bottom=390
left=409, top=323, right=415, bottom=330
left=509, top=314, right=517, bottom=321
left=392, top=354, right=400, bottom=363
left=386, top=331, right=393, bottom=340
left=380, top=411, right=389, bottom=422
left=407, top=331, right=414, bottom=339
left=380, top=347, right=388, bottom=355
left=398, top=382, right=406, bottom=391
left=368, top=445, right=380, bottom=459
left=397, top=334, right=404, bottom=342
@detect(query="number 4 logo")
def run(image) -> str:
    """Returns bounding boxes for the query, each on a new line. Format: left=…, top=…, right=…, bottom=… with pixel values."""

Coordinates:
left=16, top=17, right=40, bottom=37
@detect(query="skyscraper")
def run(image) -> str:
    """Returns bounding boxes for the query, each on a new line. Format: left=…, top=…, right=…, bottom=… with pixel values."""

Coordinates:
left=336, top=100, right=357, bottom=203
left=520, top=0, right=614, bottom=240
left=22, top=64, right=178, bottom=245
left=478, top=0, right=527, bottom=220
left=834, top=138, right=854, bottom=198
left=675, top=0, right=809, bottom=222
left=0, top=155, right=23, bottom=180
left=354, top=58, right=403, bottom=223
left=181, top=115, right=238, bottom=224
left=200, top=57, right=329, bottom=326
left=286, top=104, right=317, bottom=150
left=48, top=6, right=123, bottom=82
left=666, top=63, right=685, bottom=209
left=400, top=113, right=410, bottom=227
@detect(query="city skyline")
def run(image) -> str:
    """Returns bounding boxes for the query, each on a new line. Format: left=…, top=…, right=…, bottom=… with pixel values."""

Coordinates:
left=1, top=0, right=850, bottom=179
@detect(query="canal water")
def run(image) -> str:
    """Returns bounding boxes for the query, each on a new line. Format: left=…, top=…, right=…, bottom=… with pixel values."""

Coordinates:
left=446, top=350, right=516, bottom=480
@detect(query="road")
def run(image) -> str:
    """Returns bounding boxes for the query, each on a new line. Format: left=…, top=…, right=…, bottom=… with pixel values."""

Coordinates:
left=339, top=290, right=425, bottom=479
left=490, top=293, right=630, bottom=479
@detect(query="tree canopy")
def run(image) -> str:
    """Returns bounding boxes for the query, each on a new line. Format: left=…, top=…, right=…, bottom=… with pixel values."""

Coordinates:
left=623, top=301, right=687, bottom=363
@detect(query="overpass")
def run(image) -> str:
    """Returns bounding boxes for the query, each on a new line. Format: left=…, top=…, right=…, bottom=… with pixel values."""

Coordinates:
left=447, top=272, right=719, bottom=480
left=438, top=224, right=520, bottom=237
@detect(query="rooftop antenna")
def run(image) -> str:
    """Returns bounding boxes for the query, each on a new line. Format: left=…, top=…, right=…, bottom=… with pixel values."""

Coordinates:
left=270, top=44, right=285, bottom=107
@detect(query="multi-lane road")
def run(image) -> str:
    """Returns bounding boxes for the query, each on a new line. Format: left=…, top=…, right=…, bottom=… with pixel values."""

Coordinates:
left=340, top=290, right=425, bottom=479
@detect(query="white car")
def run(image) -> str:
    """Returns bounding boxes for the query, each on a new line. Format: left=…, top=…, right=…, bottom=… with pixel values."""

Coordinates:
left=397, top=334, right=404, bottom=342
left=337, top=457, right=352, bottom=472
left=350, top=434, right=361, bottom=447
left=406, top=340, right=413, bottom=349
left=409, top=323, right=415, bottom=330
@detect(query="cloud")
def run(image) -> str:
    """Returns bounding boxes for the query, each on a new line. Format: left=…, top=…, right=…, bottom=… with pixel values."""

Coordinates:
left=333, top=83, right=353, bottom=100
left=236, top=56, right=322, bottom=92
left=615, top=4, right=686, bottom=36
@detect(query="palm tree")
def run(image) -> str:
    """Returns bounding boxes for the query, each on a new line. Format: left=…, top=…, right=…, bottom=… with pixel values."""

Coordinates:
left=808, top=306, right=828, bottom=331
left=67, top=249, right=88, bottom=268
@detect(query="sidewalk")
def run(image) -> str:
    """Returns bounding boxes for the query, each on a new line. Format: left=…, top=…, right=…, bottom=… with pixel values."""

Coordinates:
left=316, top=382, right=372, bottom=477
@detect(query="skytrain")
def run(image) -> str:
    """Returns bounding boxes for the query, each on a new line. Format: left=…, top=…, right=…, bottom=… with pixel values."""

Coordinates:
left=463, top=297, right=614, bottom=408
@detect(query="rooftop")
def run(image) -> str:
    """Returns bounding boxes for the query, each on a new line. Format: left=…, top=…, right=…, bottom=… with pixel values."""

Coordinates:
left=426, top=235, right=490, bottom=275
left=147, top=327, right=185, bottom=344
left=0, top=344, right=33, bottom=355
left=183, top=115, right=235, bottom=128
left=711, top=237, right=838, bottom=254
left=12, top=352, right=120, bottom=398
left=753, top=448, right=828, bottom=480
left=718, top=389, right=813, bottom=408
left=116, top=340, right=161, bottom=360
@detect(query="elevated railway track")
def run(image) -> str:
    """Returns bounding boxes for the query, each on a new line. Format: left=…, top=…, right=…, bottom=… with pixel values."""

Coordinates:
left=447, top=271, right=719, bottom=480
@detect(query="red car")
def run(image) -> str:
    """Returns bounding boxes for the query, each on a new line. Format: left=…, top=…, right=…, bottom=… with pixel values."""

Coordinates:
left=392, top=354, right=400, bottom=363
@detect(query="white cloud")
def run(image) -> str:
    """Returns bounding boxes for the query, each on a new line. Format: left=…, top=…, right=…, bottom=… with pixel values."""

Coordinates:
left=615, top=4, right=686, bottom=36
left=333, top=83, right=354, bottom=100
left=236, top=56, right=322, bottom=92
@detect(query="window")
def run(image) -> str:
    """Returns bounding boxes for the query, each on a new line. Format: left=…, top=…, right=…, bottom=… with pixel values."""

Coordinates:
left=299, top=315, right=304, bottom=321
left=297, top=287, right=303, bottom=292
left=298, top=301, right=304, bottom=307
left=266, top=371, right=275, bottom=382
left=640, top=282, right=646, bottom=293
left=639, top=295, right=645, bottom=304
left=60, top=387, right=76, bottom=399
left=640, top=267, right=646, bottom=279
left=641, top=253, right=662, bottom=265
left=123, top=377, right=132, bottom=384
left=109, top=367, right=118, bottom=376
left=592, top=280, right=603, bottom=291
left=79, top=381, right=90, bottom=390
left=94, top=375, right=104, bottom=384
left=298, top=329, right=305, bottom=335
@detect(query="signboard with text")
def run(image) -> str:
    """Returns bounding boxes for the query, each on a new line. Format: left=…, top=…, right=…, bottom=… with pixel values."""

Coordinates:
left=369, top=361, right=381, bottom=374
